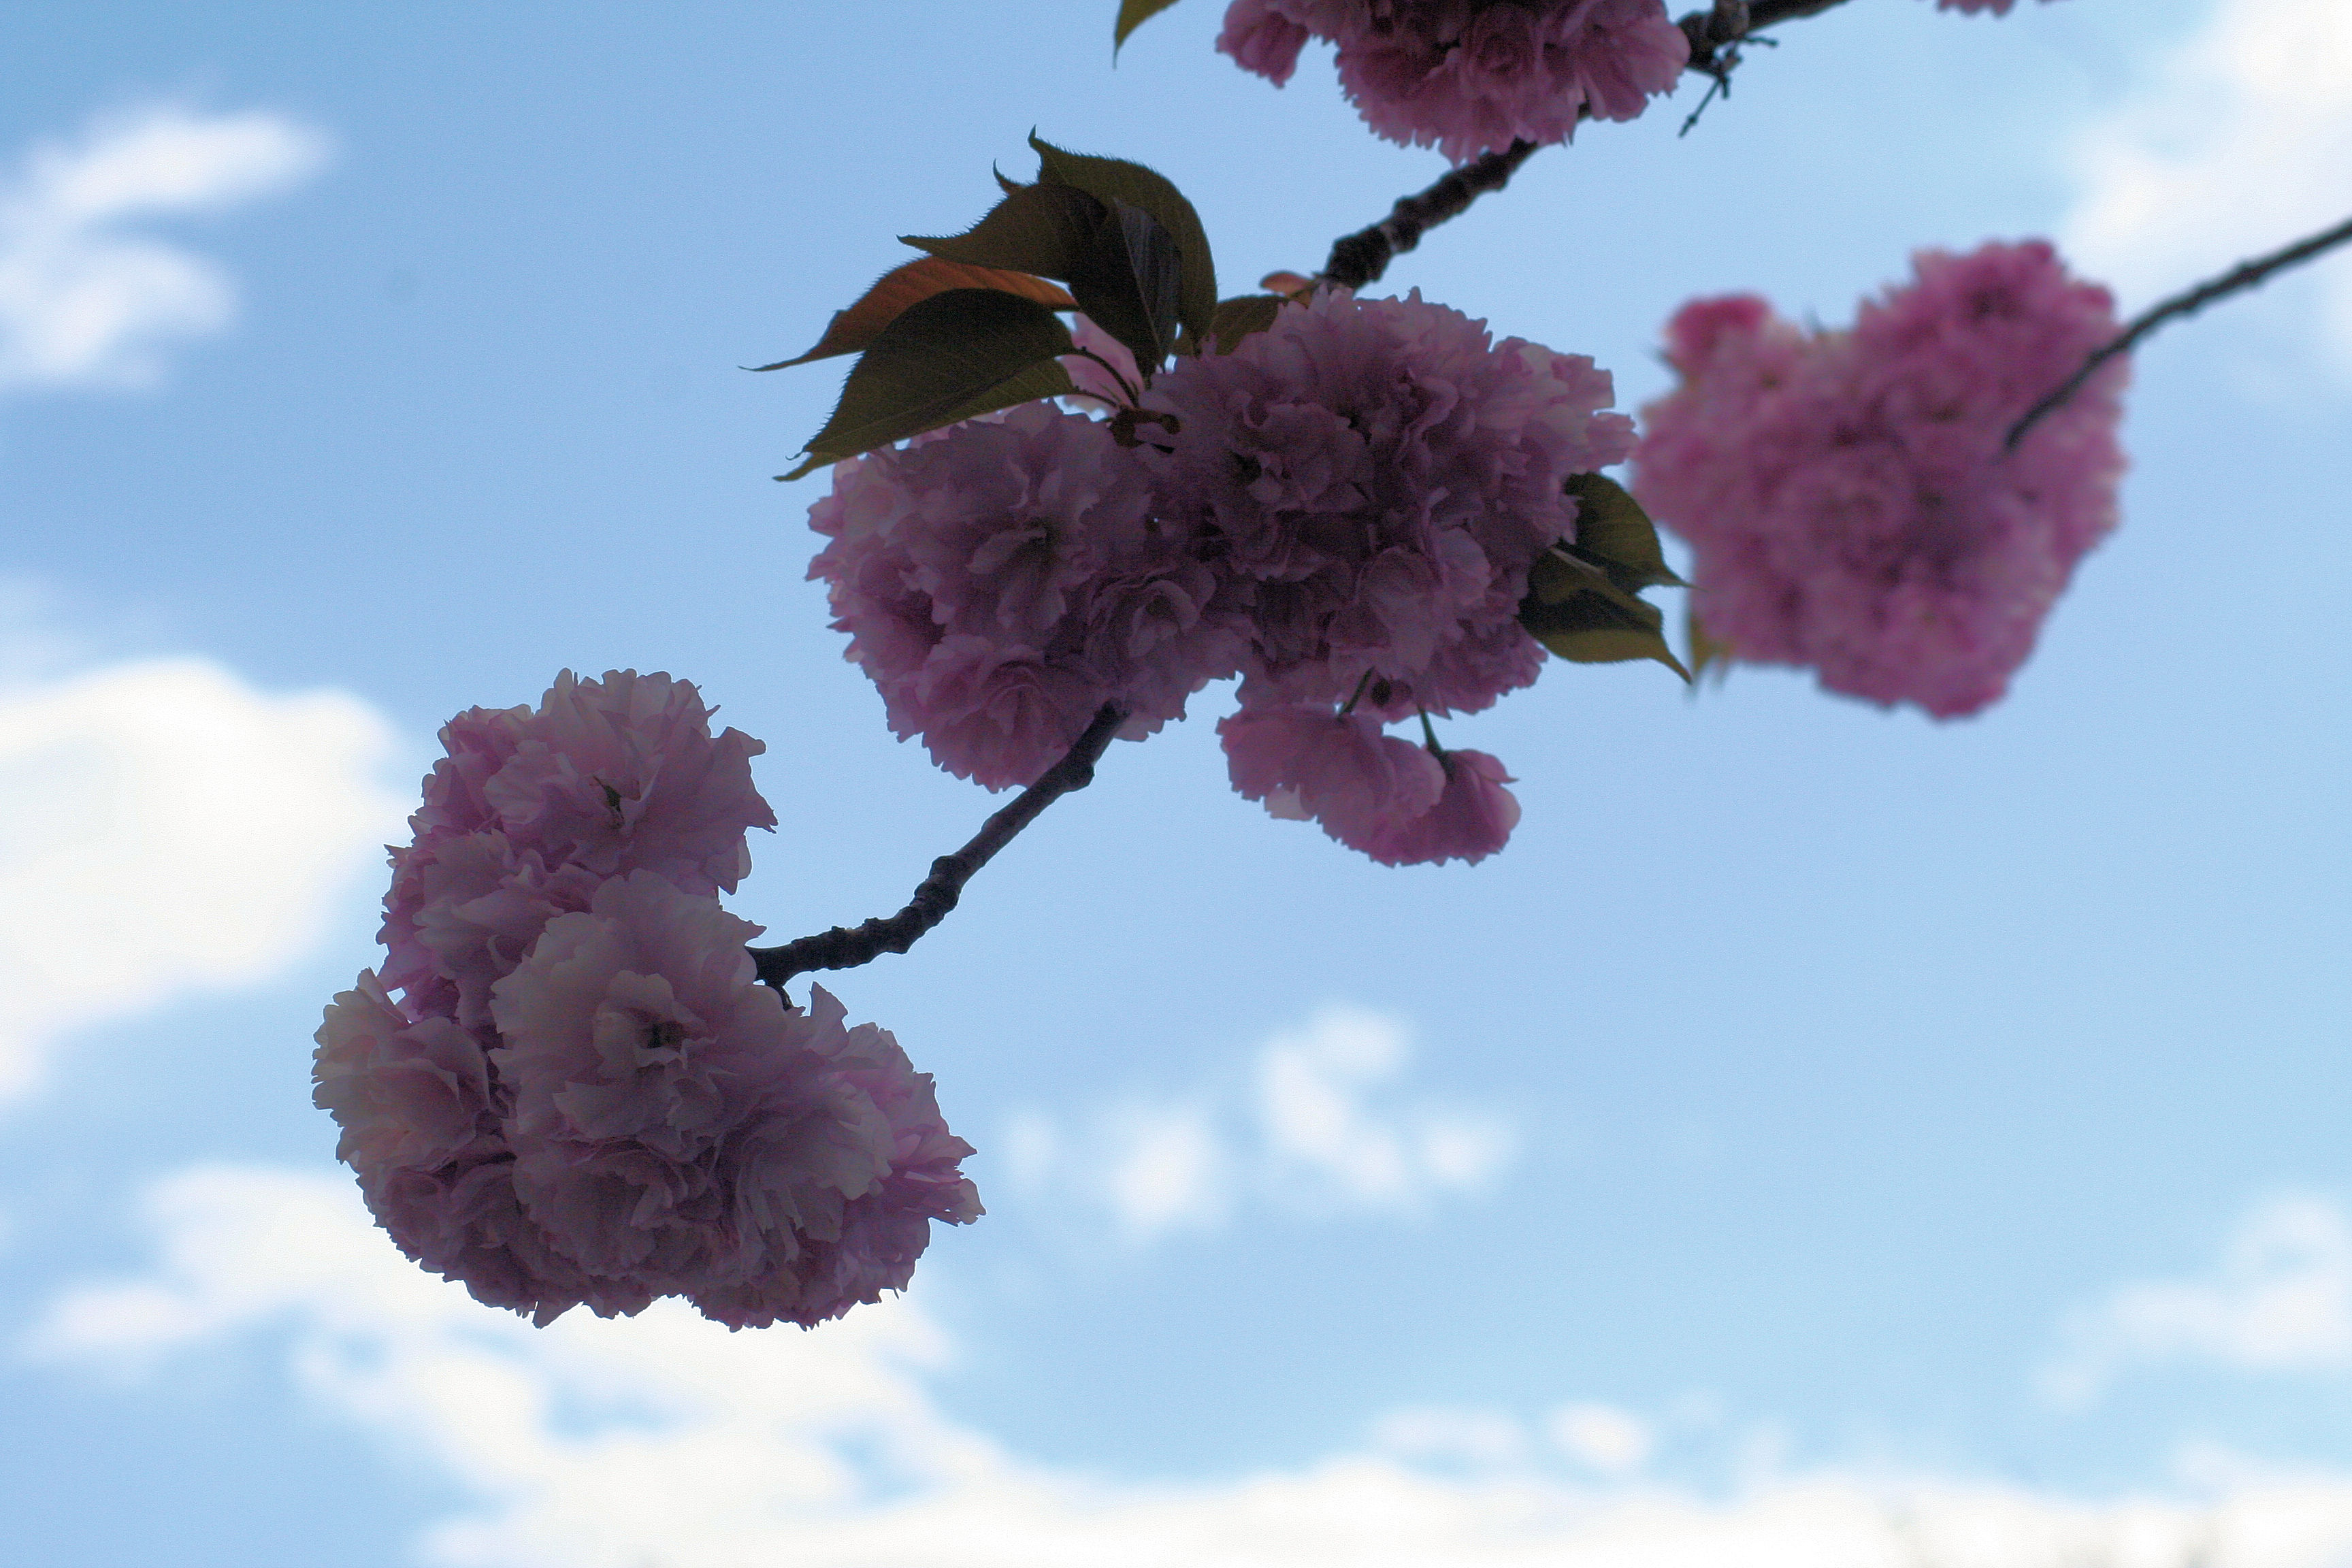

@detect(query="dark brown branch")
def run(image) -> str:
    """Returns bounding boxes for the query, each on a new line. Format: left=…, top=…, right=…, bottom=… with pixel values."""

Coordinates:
left=749, top=702, right=1128, bottom=991
left=1678, top=1, right=1850, bottom=129
left=1320, top=140, right=1541, bottom=290
left=1317, top=0, right=1854, bottom=291
left=2008, top=210, right=2352, bottom=449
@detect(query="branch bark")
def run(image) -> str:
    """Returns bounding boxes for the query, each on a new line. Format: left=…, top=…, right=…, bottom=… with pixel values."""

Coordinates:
left=749, top=702, right=1128, bottom=992
left=1320, top=140, right=1541, bottom=290
left=2008, top=211, right=2352, bottom=449
left=1318, top=0, right=1855, bottom=291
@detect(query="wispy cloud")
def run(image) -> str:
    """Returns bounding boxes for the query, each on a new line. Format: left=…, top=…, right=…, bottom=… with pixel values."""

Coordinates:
left=1256, top=1006, right=1512, bottom=1209
left=1008, top=1005, right=1515, bottom=1241
left=0, top=654, right=405, bottom=1105
left=1550, top=1403, right=1658, bottom=1477
left=0, top=105, right=329, bottom=392
left=2061, top=0, right=2352, bottom=368
left=2043, top=1196, right=2352, bottom=1407
left=33, top=1164, right=2352, bottom=1568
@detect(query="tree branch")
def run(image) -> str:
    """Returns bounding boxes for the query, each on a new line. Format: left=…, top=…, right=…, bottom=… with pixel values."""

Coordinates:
left=750, top=702, right=1128, bottom=992
left=1318, top=0, right=1855, bottom=291
left=2008, top=210, right=2352, bottom=450
left=1320, top=140, right=1542, bottom=289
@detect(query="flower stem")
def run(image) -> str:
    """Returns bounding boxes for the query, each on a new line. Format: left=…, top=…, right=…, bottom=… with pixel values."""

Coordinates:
left=1071, top=346, right=1142, bottom=407
left=749, top=702, right=1128, bottom=992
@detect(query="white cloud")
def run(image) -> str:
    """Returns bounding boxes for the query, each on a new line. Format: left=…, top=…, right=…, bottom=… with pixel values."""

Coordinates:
left=36, top=1164, right=2352, bottom=1568
left=1105, top=1104, right=1232, bottom=1236
left=0, top=656, right=406, bottom=1104
left=1256, top=1005, right=1514, bottom=1210
left=2061, top=0, right=2352, bottom=366
left=0, top=105, right=329, bottom=391
left=1011, top=1005, right=1514, bottom=1240
left=1371, top=1407, right=1531, bottom=1471
left=1552, top=1403, right=1657, bottom=1478
left=2044, top=1197, right=2352, bottom=1407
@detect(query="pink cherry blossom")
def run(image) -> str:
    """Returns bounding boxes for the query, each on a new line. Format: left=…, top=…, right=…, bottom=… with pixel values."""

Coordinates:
left=321, top=676, right=978, bottom=1328
left=1143, top=287, right=1631, bottom=723
left=1219, top=703, right=1446, bottom=853
left=371, top=1145, right=630, bottom=1326
left=1633, top=240, right=2127, bottom=718
left=809, top=291, right=1632, bottom=864
left=1219, top=0, right=1690, bottom=163
left=319, top=873, right=979, bottom=1329
left=488, top=872, right=978, bottom=1328
left=1355, top=747, right=1521, bottom=866
left=902, top=635, right=1111, bottom=795
left=808, top=403, right=1246, bottom=787
left=314, top=970, right=496, bottom=1175
left=1218, top=0, right=1313, bottom=84
left=316, top=973, right=623, bottom=1325
left=408, top=670, right=773, bottom=896
left=687, top=987, right=984, bottom=1330
left=381, top=670, right=775, bottom=1025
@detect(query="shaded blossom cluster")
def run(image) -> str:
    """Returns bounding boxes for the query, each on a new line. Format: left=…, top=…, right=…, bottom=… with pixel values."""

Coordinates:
left=1931, top=0, right=2058, bottom=13
left=314, top=670, right=979, bottom=1328
left=1218, top=0, right=1690, bottom=163
left=810, top=404, right=1241, bottom=790
left=810, top=288, right=1635, bottom=866
left=1631, top=240, right=2127, bottom=718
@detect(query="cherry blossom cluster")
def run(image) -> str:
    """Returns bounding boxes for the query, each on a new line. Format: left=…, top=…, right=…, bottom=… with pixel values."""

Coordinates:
left=1632, top=240, right=2127, bottom=717
left=314, top=670, right=979, bottom=1328
left=1217, top=0, right=1691, bottom=163
left=811, top=288, right=1633, bottom=866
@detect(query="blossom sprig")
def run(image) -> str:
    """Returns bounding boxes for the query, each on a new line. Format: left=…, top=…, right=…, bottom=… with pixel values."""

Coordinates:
left=1633, top=241, right=2128, bottom=717
left=766, top=141, right=1686, bottom=875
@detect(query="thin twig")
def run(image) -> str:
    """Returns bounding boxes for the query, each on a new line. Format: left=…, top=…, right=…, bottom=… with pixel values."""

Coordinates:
left=2008, top=211, right=2352, bottom=449
left=1317, top=0, right=1854, bottom=291
left=749, top=702, right=1128, bottom=992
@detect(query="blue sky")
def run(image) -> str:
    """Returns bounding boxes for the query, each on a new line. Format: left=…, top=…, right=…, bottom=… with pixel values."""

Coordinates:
left=3, top=1, right=2350, bottom=1563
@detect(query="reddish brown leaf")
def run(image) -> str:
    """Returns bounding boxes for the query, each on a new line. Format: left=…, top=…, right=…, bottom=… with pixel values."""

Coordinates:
left=753, top=259, right=1076, bottom=372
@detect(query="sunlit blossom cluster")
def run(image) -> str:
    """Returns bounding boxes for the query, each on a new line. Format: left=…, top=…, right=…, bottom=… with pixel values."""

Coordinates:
left=1632, top=240, right=2127, bottom=717
left=314, top=671, right=979, bottom=1328
left=811, top=289, right=1637, bottom=865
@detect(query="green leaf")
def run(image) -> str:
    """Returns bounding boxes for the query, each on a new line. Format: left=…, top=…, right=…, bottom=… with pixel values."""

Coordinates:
left=1520, top=546, right=1690, bottom=681
left=1561, top=472, right=1684, bottom=593
left=782, top=289, right=1077, bottom=479
left=1114, top=0, right=1184, bottom=50
left=751, top=258, right=1077, bottom=371
left=1066, top=197, right=1183, bottom=373
left=902, top=182, right=1106, bottom=281
left=1200, top=294, right=1286, bottom=354
left=1028, top=133, right=1216, bottom=348
left=1687, top=604, right=1733, bottom=683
